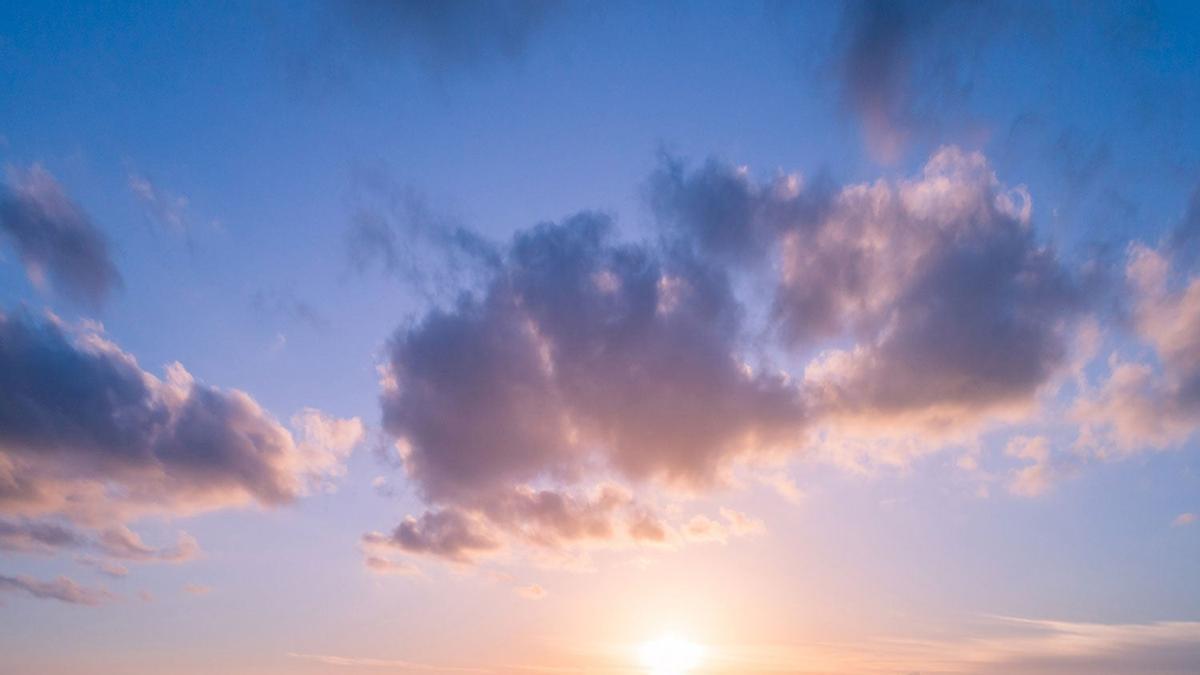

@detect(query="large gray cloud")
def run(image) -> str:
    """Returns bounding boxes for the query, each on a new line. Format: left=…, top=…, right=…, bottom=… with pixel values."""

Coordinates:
left=0, top=311, right=300, bottom=509
left=369, top=146, right=1097, bottom=566
left=651, top=147, right=1085, bottom=431
left=370, top=211, right=803, bottom=566
left=381, top=211, right=806, bottom=504
left=0, top=165, right=122, bottom=308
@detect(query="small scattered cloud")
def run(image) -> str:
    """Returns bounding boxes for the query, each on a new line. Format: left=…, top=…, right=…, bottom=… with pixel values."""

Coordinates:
left=514, top=583, right=546, bottom=600
left=182, top=583, right=211, bottom=596
left=363, top=555, right=421, bottom=576
left=75, top=555, right=129, bottom=578
left=1173, top=512, right=1196, bottom=527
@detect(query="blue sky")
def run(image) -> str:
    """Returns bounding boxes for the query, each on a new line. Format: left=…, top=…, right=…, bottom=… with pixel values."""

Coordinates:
left=2, top=2, right=1200, bottom=674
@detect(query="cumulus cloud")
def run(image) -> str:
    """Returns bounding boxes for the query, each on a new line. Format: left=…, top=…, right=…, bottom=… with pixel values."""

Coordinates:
left=382, top=212, right=805, bottom=503
left=0, top=164, right=122, bottom=307
left=365, top=206, right=811, bottom=567
left=365, top=507, right=500, bottom=564
left=0, top=309, right=363, bottom=595
left=364, top=483, right=703, bottom=566
left=654, top=147, right=1083, bottom=442
left=361, top=146, right=1114, bottom=565
left=0, top=574, right=113, bottom=606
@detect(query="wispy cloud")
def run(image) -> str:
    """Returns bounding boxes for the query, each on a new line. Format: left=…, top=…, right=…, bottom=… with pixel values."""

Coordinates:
left=0, top=573, right=113, bottom=606
left=0, top=164, right=121, bottom=307
left=287, top=652, right=492, bottom=673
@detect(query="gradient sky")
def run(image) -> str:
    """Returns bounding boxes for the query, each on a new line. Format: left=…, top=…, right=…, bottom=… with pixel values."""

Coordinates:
left=1, top=2, right=1200, bottom=674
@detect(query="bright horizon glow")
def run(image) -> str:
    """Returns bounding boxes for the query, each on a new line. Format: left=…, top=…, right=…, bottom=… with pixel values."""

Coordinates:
left=638, top=634, right=705, bottom=675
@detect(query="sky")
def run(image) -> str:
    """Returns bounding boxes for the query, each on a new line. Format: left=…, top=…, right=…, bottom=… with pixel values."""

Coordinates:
left=1, top=1, right=1199, bottom=673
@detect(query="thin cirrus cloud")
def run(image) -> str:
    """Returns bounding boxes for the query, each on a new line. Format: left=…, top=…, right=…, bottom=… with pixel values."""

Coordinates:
left=0, top=164, right=122, bottom=308
left=364, top=145, right=1200, bottom=571
left=0, top=309, right=364, bottom=592
left=127, top=172, right=191, bottom=235
left=711, top=617, right=1200, bottom=674
left=284, top=0, right=562, bottom=97
left=0, top=519, right=197, bottom=563
left=0, top=573, right=113, bottom=607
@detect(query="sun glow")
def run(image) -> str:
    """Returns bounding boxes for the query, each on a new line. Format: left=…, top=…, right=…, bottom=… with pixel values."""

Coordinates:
left=638, top=634, right=705, bottom=675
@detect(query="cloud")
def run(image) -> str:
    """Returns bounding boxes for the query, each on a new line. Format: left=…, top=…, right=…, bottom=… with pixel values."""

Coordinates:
left=0, top=574, right=113, bottom=606
left=128, top=172, right=189, bottom=234
left=1172, top=512, right=1196, bottom=527
left=1004, top=435, right=1079, bottom=498
left=345, top=165, right=499, bottom=300
left=653, top=147, right=1083, bottom=442
left=366, top=206, right=811, bottom=567
left=0, top=517, right=197, bottom=564
left=1168, top=184, right=1200, bottom=264
left=0, top=310, right=361, bottom=519
left=365, top=508, right=500, bottom=564
left=286, top=652, right=489, bottom=673
left=250, top=289, right=329, bottom=330
left=830, top=0, right=1004, bottom=162
left=715, top=617, right=1200, bottom=674
left=515, top=583, right=546, bottom=600
left=75, top=555, right=129, bottom=578
left=0, top=309, right=363, bottom=595
left=1074, top=244, right=1200, bottom=453
left=363, top=555, right=420, bottom=576
left=363, top=146, right=1113, bottom=566
left=95, top=526, right=199, bottom=563
left=682, top=508, right=766, bottom=545
left=0, top=518, right=86, bottom=554
left=0, top=164, right=122, bottom=307
left=382, top=211, right=805, bottom=503
left=336, top=0, right=557, bottom=75
left=182, top=583, right=211, bottom=596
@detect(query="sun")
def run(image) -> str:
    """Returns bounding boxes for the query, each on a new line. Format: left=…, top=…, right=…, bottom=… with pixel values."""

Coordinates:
left=638, top=633, right=705, bottom=675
